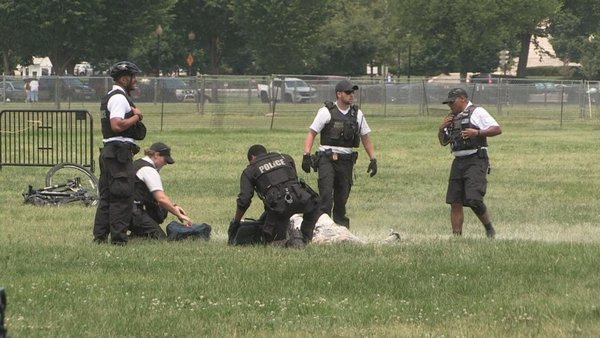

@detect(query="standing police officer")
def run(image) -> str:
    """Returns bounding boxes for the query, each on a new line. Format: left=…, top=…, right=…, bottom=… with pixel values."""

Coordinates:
left=230, top=144, right=321, bottom=246
left=93, top=61, right=145, bottom=245
left=302, top=79, right=377, bottom=228
left=438, top=88, right=502, bottom=238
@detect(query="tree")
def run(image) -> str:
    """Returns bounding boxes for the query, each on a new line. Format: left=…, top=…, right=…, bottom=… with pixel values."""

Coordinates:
left=231, top=0, right=333, bottom=74
left=0, top=2, right=33, bottom=75
left=310, top=0, right=390, bottom=76
left=549, top=1, right=600, bottom=79
left=172, top=0, right=240, bottom=75
left=389, top=0, right=560, bottom=79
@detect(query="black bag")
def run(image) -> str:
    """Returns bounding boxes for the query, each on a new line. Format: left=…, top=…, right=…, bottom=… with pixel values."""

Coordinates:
left=166, top=221, right=211, bottom=241
left=231, top=218, right=264, bottom=245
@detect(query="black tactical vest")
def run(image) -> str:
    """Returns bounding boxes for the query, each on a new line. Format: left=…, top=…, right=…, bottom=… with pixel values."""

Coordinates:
left=320, top=102, right=361, bottom=148
left=449, top=105, right=488, bottom=152
left=100, top=90, right=146, bottom=140
left=249, top=153, right=297, bottom=198
left=133, top=159, right=167, bottom=224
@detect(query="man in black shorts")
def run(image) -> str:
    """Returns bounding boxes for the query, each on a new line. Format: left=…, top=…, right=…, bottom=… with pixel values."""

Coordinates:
left=438, top=88, right=502, bottom=238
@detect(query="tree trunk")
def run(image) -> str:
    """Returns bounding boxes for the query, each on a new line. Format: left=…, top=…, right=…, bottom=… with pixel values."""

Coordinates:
left=2, top=48, right=9, bottom=75
left=516, top=33, right=531, bottom=78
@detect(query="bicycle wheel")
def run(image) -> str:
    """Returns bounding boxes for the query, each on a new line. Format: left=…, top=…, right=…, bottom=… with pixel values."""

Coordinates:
left=45, top=163, right=99, bottom=206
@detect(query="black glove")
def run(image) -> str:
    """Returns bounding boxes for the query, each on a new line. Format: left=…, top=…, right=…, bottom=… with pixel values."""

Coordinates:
left=301, top=153, right=312, bottom=173
left=367, top=159, right=377, bottom=177
left=227, top=219, right=241, bottom=245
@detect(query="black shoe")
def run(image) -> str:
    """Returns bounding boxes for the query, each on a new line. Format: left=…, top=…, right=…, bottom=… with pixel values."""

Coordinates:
left=93, top=238, right=108, bottom=244
left=485, top=227, right=496, bottom=239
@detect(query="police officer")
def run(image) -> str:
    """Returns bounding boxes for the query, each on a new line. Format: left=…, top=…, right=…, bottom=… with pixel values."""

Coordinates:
left=129, top=143, right=193, bottom=239
left=438, top=88, right=502, bottom=238
left=230, top=144, right=321, bottom=246
left=93, top=61, right=145, bottom=245
left=302, top=79, right=377, bottom=228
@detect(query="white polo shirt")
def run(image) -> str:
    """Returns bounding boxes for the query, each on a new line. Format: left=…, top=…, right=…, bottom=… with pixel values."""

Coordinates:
left=103, top=85, right=135, bottom=144
left=136, top=157, right=164, bottom=193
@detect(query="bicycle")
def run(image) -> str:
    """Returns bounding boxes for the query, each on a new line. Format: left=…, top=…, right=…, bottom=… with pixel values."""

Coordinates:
left=23, top=163, right=99, bottom=206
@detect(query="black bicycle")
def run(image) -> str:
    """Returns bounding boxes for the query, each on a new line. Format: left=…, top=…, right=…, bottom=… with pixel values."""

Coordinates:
left=23, top=163, right=99, bottom=206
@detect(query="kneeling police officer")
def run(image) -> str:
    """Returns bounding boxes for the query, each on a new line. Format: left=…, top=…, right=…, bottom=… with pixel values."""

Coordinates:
left=229, top=144, right=321, bottom=246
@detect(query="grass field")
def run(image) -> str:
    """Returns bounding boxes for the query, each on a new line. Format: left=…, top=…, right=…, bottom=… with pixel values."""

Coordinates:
left=1, top=104, right=600, bottom=337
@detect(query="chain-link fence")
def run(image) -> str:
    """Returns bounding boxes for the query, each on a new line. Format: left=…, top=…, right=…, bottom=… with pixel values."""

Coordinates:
left=3, top=74, right=600, bottom=129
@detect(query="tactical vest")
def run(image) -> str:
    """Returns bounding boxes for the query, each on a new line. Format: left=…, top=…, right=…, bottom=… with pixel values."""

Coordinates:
left=100, top=90, right=146, bottom=140
left=248, top=152, right=298, bottom=212
left=320, top=101, right=361, bottom=148
left=449, top=105, right=488, bottom=152
left=133, top=159, right=167, bottom=224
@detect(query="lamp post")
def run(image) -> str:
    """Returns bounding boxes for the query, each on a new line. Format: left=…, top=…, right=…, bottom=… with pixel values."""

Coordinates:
left=187, top=31, right=195, bottom=76
left=499, top=49, right=510, bottom=75
left=155, top=25, right=163, bottom=76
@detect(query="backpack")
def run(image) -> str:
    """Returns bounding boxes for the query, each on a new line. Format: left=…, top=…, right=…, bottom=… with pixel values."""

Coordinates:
left=166, top=221, right=212, bottom=241
left=230, top=218, right=265, bottom=245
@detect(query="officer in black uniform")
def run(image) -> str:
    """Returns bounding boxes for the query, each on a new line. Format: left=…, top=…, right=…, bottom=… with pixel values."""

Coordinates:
left=93, top=61, right=145, bottom=245
left=302, top=79, right=377, bottom=228
left=229, top=144, right=321, bottom=246
left=438, top=88, right=502, bottom=238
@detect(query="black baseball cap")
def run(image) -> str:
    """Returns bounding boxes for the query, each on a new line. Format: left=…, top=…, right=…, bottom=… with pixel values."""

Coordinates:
left=150, top=142, right=174, bottom=164
left=335, top=79, right=359, bottom=92
left=442, top=88, right=468, bottom=104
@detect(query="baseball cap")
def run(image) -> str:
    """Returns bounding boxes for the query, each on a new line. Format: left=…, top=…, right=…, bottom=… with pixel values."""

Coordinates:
left=442, top=88, right=468, bottom=104
left=150, top=142, right=174, bottom=164
left=335, top=79, right=359, bottom=92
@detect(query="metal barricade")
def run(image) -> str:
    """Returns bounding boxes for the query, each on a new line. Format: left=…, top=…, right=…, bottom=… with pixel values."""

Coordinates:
left=0, top=109, right=94, bottom=172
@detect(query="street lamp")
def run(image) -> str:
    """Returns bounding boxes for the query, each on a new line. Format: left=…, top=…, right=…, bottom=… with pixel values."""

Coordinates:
left=187, top=31, right=196, bottom=76
left=499, top=49, right=510, bottom=75
left=155, top=24, right=163, bottom=76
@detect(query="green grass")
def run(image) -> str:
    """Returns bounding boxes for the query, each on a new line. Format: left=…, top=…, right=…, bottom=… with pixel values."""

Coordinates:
left=1, top=109, right=600, bottom=337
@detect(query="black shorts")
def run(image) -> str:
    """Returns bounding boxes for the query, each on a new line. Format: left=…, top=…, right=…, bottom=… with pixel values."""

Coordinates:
left=445, top=154, right=488, bottom=205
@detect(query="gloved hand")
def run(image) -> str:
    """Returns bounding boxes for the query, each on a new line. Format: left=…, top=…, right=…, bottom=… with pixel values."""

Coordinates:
left=301, top=153, right=312, bottom=173
left=367, top=159, right=377, bottom=177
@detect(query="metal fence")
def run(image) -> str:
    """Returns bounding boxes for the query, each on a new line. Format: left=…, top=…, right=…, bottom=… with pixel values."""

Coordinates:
left=2, top=74, right=600, bottom=127
left=0, top=110, right=94, bottom=171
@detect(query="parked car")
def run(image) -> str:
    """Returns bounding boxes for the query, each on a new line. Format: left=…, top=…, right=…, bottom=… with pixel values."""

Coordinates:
left=257, top=77, right=317, bottom=103
left=39, top=77, right=96, bottom=101
left=0, top=81, right=28, bottom=102
left=136, top=77, right=195, bottom=102
left=74, top=62, right=93, bottom=76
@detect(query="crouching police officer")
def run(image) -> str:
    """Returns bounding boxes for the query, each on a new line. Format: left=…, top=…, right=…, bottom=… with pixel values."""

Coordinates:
left=93, top=61, right=146, bottom=245
left=302, top=79, right=377, bottom=228
left=229, top=144, right=321, bottom=247
left=129, top=143, right=194, bottom=239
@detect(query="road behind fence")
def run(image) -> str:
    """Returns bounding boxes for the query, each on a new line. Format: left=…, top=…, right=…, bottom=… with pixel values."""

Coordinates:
left=2, top=74, right=600, bottom=130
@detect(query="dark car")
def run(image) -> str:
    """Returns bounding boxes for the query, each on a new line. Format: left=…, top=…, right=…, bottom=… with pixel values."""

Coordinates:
left=39, top=77, right=96, bottom=101
left=0, top=81, right=28, bottom=102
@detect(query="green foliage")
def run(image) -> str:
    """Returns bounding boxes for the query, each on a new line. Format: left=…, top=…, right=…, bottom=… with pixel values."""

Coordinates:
left=549, top=1, right=600, bottom=79
left=2, top=112, right=600, bottom=336
left=231, top=0, right=333, bottom=74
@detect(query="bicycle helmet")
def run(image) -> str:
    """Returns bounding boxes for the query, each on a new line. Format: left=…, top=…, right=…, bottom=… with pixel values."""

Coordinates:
left=110, top=61, right=141, bottom=80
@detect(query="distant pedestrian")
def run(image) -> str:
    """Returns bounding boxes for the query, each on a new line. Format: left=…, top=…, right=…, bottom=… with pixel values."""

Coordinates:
left=24, top=79, right=31, bottom=102
left=438, top=88, right=502, bottom=238
left=29, top=78, right=39, bottom=102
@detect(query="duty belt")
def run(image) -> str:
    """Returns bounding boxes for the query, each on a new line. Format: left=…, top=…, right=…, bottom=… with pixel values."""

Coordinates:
left=319, top=150, right=357, bottom=161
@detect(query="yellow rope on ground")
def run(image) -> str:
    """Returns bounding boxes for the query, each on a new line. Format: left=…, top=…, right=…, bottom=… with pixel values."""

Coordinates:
left=0, top=120, right=43, bottom=134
